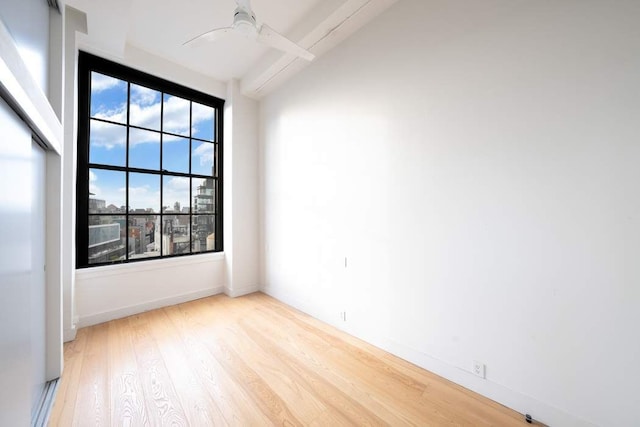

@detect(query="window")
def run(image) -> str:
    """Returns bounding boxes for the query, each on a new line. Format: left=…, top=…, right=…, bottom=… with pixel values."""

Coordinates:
left=76, top=52, right=224, bottom=268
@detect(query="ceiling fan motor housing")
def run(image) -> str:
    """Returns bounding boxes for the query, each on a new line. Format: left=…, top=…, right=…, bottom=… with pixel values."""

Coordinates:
left=233, top=7, right=257, bottom=36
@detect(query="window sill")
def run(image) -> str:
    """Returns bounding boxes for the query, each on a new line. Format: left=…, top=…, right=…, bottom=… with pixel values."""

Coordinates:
left=76, top=251, right=225, bottom=280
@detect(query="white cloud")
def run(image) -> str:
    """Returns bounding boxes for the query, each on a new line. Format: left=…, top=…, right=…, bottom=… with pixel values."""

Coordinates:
left=129, top=102, right=161, bottom=131
left=166, top=177, right=190, bottom=190
left=129, top=185, right=160, bottom=211
left=163, top=177, right=190, bottom=211
left=192, top=102, right=214, bottom=123
left=93, top=105, right=127, bottom=123
left=162, top=96, right=191, bottom=135
left=89, top=94, right=214, bottom=152
left=129, top=128, right=160, bottom=147
left=90, top=119, right=127, bottom=150
left=131, top=84, right=159, bottom=106
left=193, top=142, right=213, bottom=167
left=129, top=185, right=150, bottom=197
left=89, top=170, right=101, bottom=196
left=91, top=73, right=125, bottom=93
left=89, top=183, right=101, bottom=196
left=90, top=183, right=127, bottom=208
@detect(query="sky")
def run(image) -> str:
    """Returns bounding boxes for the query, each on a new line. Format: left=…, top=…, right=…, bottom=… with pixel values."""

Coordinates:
left=89, top=72, right=216, bottom=211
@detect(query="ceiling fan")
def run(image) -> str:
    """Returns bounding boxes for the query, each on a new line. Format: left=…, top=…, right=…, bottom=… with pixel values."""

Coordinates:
left=184, top=0, right=315, bottom=61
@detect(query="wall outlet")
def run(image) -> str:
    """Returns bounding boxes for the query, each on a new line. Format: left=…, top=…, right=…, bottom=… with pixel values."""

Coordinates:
left=339, top=311, right=347, bottom=322
left=472, top=361, right=486, bottom=379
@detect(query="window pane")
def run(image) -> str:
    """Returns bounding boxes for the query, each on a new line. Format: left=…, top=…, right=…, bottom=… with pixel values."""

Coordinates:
left=89, top=169, right=125, bottom=213
left=162, top=215, right=190, bottom=255
left=163, top=94, right=190, bottom=136
left=89, top=119, right=126, bottom=166
left=90, top=72, right=127, bottom=124
left=192, top=215, right=215, bottom=253
left=191, top=141, right=214, bottom=176
left=128, top=215, right=160, bottom=260
left=129, top=83, right=161, bottom=131
left=129, top=172, right=160, bottom=213
left=129, top=128, right=160, bottom=170
left=162, top=135, right=189, bottom=173
left=192, top=102, right=215, bottom=141
left=163, top=176, right=190, bottom=213
left=88, top=215, right=126, bottom=264
left=193, top=177, right=215, bottom=214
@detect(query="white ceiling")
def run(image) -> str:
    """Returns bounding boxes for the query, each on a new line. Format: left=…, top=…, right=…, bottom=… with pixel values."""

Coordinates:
left=64, top=0, right=399, bottom=98
left=126, top=0, right=323, bottom=82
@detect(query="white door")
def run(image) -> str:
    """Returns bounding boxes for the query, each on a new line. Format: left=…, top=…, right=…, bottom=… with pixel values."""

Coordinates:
left=0, top=97, right=47, bottom=425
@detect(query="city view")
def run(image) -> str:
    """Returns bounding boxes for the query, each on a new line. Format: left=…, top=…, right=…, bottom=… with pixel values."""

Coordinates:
left=88, top=175, right=216, bottom=264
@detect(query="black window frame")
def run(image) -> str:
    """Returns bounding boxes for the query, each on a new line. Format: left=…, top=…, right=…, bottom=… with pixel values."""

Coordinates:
left=76, top=51, right=224, bottom=269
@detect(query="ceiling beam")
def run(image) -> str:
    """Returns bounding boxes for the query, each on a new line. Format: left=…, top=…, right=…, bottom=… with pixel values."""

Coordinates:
left=241, top=0, right=399, bottom=99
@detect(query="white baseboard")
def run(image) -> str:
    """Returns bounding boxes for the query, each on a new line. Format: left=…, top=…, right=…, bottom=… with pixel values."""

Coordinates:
left=261, top=286, right=595, bottom=427
left=63, top=325, right=77, bottom=343
left=225, top=284, right=260, bottom=298
left=380, top=339, right=595, bottom=427
left=77, top=286, right=225, bottom=328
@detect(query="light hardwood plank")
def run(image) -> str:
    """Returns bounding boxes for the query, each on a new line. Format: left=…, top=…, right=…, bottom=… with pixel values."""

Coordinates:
left=50, top=292, right=525, bottom=426
left=145, top=309, right=226, bottom=426
left=190, top=298, right=328, bottom=423
left=107, top=317, right=149, bottom=426
left=72, top=323, right=110, bottom=426
left=241, top=300, right=454, bottom=426
left=48, top=327, right=88, bottom=426
left=127, top=314, right=188, bottom=426
left=163, top=303, right=274, bottom=425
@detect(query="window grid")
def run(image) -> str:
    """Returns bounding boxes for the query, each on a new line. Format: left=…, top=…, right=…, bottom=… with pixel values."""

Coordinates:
left=76, top=52, right=224, bottom=269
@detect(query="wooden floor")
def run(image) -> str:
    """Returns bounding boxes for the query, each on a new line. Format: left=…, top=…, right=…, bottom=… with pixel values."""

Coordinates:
left=49, top=292, right=524, bottom=426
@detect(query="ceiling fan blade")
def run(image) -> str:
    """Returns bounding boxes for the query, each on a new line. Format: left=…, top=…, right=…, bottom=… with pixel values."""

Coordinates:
left=257, top=24, right=315, bottom=61
left=183, top=27, right=234, bottom=47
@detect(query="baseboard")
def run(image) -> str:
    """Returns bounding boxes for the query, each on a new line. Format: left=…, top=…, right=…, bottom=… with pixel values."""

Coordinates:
left=261, top=285, right=335, bottom=326
left=63, top=325, right=77, bottom=342
left=381, top=339, right=595, bottom=427
left=261, top=286, right=595, bottom=427
left=77, top=286, right=225, bottom=328
left=224, top=284, right=260, bottom=298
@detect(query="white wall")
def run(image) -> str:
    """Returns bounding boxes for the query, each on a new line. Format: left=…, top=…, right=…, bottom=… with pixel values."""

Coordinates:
left=224, top=80, right=260, bottom=297
left=75, top=254, right=226, bottom=327
left=259, top=0, right=640, bottom=426
left=61, top=5, right=86, bottom=342
left=0, top=0, right=50, bottom=94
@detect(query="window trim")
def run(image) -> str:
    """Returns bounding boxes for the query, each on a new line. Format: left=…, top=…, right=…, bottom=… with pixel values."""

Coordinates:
left=76, top=51, right=224, bottom=269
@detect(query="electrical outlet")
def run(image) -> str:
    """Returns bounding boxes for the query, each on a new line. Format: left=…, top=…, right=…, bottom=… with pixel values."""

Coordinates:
left=472, top=361, right=486, bottom=379
left=339, top=311, right=347, bottom=322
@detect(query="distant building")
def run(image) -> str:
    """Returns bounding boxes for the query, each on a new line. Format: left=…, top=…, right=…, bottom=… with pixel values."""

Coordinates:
left=192, top=176, right=215, bottom=251
left=89, top=198, right=105, bottom=212
left=194, top=177, right=214, bottom=213
left=88, top=221, right=125, bottom=264
left=162, top=217, right=190, bottom=255
left=129, top=216, right=159, bottom=259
